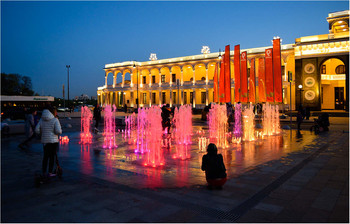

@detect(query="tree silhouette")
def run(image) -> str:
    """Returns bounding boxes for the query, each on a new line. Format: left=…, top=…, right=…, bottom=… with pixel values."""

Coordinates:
left=1, top=73, right=36, bottom=96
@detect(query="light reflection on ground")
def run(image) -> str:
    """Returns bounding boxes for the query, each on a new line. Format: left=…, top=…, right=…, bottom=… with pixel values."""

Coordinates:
left=57, top=128, right=317, bottom=189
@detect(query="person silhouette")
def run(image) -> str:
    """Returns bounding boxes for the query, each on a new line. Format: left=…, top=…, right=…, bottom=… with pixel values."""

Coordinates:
left=201, top=143, right=227, bottom=189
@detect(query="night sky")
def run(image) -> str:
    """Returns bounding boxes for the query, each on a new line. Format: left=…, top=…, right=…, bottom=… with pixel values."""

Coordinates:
left=1, top=1, right=348, bottom=98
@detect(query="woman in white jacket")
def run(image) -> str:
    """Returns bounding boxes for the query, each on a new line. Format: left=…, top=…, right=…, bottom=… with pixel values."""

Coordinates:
left=35, top=107, right=62, bottom=176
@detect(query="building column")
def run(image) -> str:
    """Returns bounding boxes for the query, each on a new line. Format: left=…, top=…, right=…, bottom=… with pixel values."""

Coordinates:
left=159, top=72, right=162, bottom=87
left=206, top=88, right=209, bottom=106
left=105, top=73, right=108, bottom=86
left=193, top=90, right=196, bottom=108
left=181, top=89, right=184, bottom=105
left=206, top=68, right=209, bottom=85
left=130, top=91, right=134, bottom=108
left=113, top=73, right=116, bottom=88
left=149, top=91, right=152, bottom=107
left=192, top=68, right=195, bottom=85
left=122, top=74, right=125, bottom=88
left=130, top=73, right=134, bottom=87
left=149, top=73, right=152, bottom=87
left=158, top=90, right=162, bottom=106
left=181, top=70, right=184, bottom=86
left=170, top=89, right=173, bottom=107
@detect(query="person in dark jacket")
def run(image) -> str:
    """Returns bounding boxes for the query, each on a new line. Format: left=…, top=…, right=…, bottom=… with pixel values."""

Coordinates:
left=19, top=108, right=37, bottom=149
left=297, top=110, right=304, bottom=134
left=201, top=143, right=227, bottom=189
left=161, top=104, right=171, bottom=132
left=123, top=104, right=128, bottom=113
left=93, top=104, right=102, bottom=132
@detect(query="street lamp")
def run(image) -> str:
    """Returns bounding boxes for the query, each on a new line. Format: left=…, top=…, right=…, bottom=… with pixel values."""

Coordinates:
left=298, top=84, right=304, bottom=110
left=66, top=65, right=70, bottom=110
left=133, top=62, right=139, bottom=111
left=218, top=48, right=222, bottom=60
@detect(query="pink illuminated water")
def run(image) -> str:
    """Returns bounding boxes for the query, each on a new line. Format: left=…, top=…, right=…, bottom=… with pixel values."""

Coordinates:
left=103, top=105, right=117, bottom=149
left=80, top=106, right=93, bottom=144
left=208, top=104, right=228, bottom=148
left=136, top=108, right=147, bottom=153
left=173, top=144, right=191, bottom=160
left=124, top=113, right=137, bottom=144
left=173, top=105, right=192, bottom=145
left=233, top=103, right=242, bottom=139
left=242, top=103, right=255, bottom=141
left=143, top=106, right=165, bottom=167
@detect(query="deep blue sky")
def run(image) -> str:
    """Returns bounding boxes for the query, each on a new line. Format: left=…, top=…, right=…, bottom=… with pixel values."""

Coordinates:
left=1, top=1, right=348, bottom=98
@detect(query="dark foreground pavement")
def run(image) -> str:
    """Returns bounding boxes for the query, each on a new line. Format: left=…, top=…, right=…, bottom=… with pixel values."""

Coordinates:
left=1, top=122, right=349, bottom=222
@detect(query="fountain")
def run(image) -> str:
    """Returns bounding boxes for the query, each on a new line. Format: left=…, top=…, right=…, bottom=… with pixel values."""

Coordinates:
left=242, top=103, right=255, bottom=141
left=262, top=102, right=280, bottom=136
left=135, top=108, right=147, bottom=153
left=208, top=104, right=228, bottom=148
left=173, top=144, right=191, bottom=160
left=273, top=105, right=281, bottom=134
left=233, top=103, right=242, bottom=142
left=198, top=137, right=210, bottom=152
left=173, top=105, right=192, bottom=145
left=143, top=106, right=164, bottom=167
left=103, top=105, right=117, bottom=149
left=124, top=112, right=137, bottom=144
left=80, top=106, right=93, bottom=144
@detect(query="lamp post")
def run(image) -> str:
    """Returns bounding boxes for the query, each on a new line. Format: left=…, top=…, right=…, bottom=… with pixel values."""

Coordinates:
left=298, top=84, right=304, bottom=110
left=133, top=62, right=139, bottom=110
left=66, top=65, right=70, bottom=110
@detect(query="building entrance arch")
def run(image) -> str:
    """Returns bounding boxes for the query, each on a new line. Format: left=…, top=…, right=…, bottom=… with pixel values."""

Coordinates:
left=319, top=57, right=347, bottom=110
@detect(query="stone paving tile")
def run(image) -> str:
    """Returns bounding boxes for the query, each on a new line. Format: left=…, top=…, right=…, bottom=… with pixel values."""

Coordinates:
left=188, top=213, right=221, bottom=223
left=159, top=208, right=200, bottom=222
left=108, top=206, right=147, bottom=223
left=254, top=202, right=284, bottom=213
left=301, top=207, right=331, bottom=222
left=328, top=194, right=349, bottom=223
left=311, top=187, right=341, bottom=211
left=137, top=203, right=182, bottom=222
left=271, top=208, right=303, bottom=222
left=269, top=188, right=300, bottom=201
left=237, top=208, right=275, bottom=222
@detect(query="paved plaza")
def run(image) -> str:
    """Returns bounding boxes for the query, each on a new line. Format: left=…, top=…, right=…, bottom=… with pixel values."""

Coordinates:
left=1, top=114, right=349, bottom=222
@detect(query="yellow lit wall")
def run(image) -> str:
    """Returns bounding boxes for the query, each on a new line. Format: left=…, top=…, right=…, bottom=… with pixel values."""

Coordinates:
left=321, top=58, right=346, bottom=109
left=322, top=80, right=346, bottom=109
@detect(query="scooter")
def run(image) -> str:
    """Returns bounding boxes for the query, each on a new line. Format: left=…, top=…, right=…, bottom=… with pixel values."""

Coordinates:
left=35, top=152, right=62, bottom=188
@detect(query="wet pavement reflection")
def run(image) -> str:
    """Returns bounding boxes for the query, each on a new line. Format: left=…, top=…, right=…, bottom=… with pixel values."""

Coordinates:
left=46, top=128, right=319, bottom=189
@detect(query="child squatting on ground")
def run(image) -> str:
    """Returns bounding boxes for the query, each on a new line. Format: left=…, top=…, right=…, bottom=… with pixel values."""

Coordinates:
left=201, top=143, right=227, bottom=190
left=35, top=107, right=62, bottom=177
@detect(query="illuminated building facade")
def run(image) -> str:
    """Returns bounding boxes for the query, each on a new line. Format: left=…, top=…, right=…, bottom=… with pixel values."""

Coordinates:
left=97, top=10, right=349, bottom=111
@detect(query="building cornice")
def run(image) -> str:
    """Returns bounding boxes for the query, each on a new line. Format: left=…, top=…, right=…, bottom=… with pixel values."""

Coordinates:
left=104, top=44, right=294, bottom=70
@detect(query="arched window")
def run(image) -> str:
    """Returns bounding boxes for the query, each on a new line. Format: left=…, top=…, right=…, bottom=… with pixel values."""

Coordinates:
left=335, top=65, right=345, bottom=74
left=201, top=77, right=206, bottom=81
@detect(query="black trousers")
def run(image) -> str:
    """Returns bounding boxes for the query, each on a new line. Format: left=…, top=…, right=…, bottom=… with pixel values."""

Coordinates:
left=22, top=133, right=36, bottom=145
left=95, top=118, right=101, bottom=129
left=42, top=143, right=58, bottom=174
